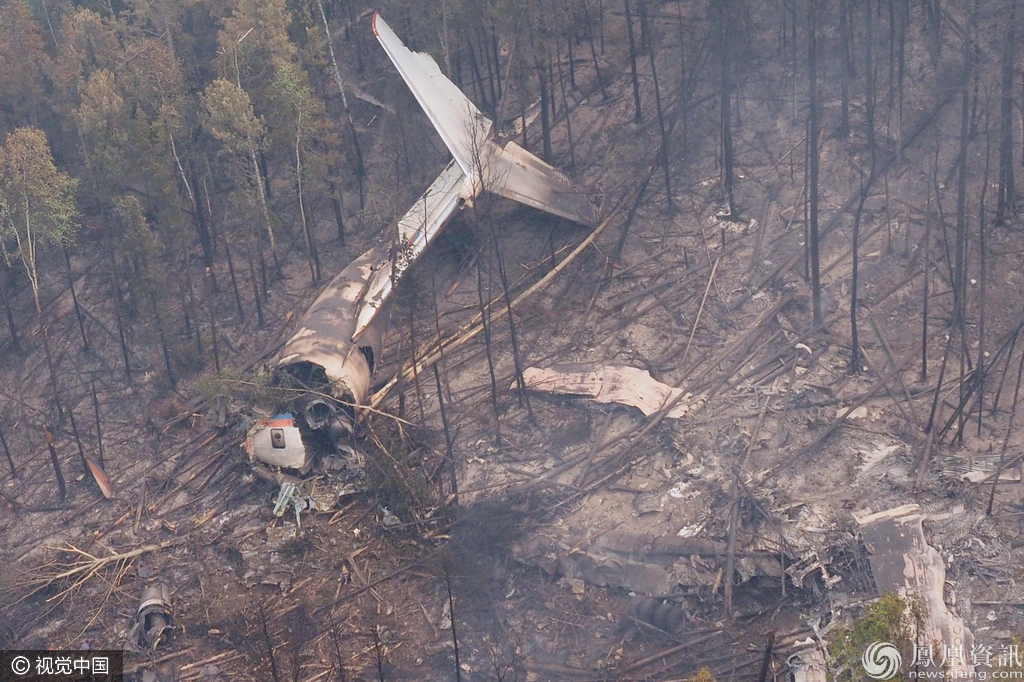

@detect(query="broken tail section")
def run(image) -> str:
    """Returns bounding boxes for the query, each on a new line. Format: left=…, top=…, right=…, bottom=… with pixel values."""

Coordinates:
left=371, top=12, right=491, bottom=183
left=263, top=14, right=599, bottom=467
left=372, top=12, right=598, bottom=227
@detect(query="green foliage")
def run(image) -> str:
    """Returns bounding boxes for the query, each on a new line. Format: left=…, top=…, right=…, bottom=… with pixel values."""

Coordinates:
left=74, top=69, right=128, bottom=198
left=202, top=78, right=266, bottom=154
left=363, top=421, right=435, bottom=531
left=217, top=0, right=296, bottom=86
left=687, top=667, right=716, bottom=682
left=829, top=593, right=916, bottom=682
left=49, top=8, right=125, bottom=104
left=0, top=0, right=49, bottom=132
left=195, top=367, right=292, bottom=411
left=0, top=127, right=79, bottom=311
left=270, top=61, right=319, bottom=131
left=0, top=127, right=78, bottom=247
left=113, top=195, right=160, bottom=266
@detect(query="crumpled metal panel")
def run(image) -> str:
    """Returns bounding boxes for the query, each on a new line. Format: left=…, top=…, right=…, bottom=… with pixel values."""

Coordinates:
left=522, top=364, right=699, bottom=418
left=787, top=638, right=828, bottom=682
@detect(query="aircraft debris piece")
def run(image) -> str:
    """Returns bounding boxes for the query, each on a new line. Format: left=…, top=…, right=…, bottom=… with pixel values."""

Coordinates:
left=272, top=481, right=307, bottom=528
left=522, top=364, right=699, bottom=418
left=245, top=414, right=309, bottom=472
left=372, top=13, right=598, bottom=227
left=627, top=596, right=687, bottom=634
left=85, top=455, right=115, bottom=499
left=787, top=637, right=827, bottom=682
left=265, top=13, right=598, bottom=452
left=134, top=584, right=172, bottom=650
left=854, top=504, right=974, bottom=679
left=277, top=249, right=385, bottom=418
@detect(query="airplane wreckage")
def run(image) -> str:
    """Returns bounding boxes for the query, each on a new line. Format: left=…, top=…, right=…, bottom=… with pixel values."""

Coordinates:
left=239, top=14, right=985, bottom=668
left=244, top=13, right=598, bottom=501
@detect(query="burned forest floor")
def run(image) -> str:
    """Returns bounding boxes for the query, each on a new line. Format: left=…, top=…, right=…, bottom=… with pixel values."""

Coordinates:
left=4, top=2, right=1024, bottom=681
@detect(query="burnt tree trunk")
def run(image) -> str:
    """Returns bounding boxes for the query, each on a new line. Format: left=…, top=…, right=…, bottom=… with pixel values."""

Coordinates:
left=996, top=0, right=1016, bottom=223
left=864, top=0, right=877, bottom=168
left=807, top=1, right=822, bottom=325
left=624, top=0, right=643, bottom=124
left=839, top=0, right=852, bottom=137
left=953, top=14, right=972, bottom=327
left=719, top=0, right=736, bottom=216
left=647, top=29, right=671, bottom=212
left=62, top=247, right=88, bottom=352
left=0, top=270, right=19, bottom=354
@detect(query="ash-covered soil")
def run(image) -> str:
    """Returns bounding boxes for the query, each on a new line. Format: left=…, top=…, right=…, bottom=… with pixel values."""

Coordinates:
left=4, top=2, right=1024, bottom=681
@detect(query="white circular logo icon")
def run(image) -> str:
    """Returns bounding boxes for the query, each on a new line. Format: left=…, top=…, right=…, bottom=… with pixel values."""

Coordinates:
left=10, top=655, right=31, bottom=675
left=862, top=641, right=902, bottom=680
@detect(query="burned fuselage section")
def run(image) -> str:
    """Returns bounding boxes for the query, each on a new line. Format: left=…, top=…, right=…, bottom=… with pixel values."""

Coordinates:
left=244, top=247, right=386, bottom=482
left=277, top=248, right=388, bottom=429
left=245, top=14, right=597, bottom=494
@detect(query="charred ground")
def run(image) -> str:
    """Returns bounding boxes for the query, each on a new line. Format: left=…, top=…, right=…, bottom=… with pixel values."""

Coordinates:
left=2, top=0, right=1024, bottom=681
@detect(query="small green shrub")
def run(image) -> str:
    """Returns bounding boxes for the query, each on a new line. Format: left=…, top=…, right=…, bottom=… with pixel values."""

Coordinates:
left=195, top=367, right=290, bottom=409
left=829, top=592, right=917, bottom=682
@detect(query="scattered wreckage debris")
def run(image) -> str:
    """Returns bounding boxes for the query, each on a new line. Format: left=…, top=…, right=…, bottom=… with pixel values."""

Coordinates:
left=245, top=414, right=310, bottom=472
left=245, top=412, right=367, bottom=523
left=243, top=12, right=600, bottom=518
left=522, top=364, right=701, bottom=418
left=627, top=595, right=688, bottom=634
left=855, top=504, right=975, bottom=678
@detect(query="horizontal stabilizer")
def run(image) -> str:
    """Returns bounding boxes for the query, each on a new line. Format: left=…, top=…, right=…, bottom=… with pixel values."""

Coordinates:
left=490, top=141, right=599, bottom=226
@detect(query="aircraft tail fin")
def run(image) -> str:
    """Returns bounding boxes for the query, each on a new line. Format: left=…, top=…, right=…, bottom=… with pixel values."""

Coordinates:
left=373, top=12, right=597, bottom=226
left=372, top=13, right=491, bottom=179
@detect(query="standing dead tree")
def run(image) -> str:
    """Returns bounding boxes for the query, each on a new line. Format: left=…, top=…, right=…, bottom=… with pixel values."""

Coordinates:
left=624, top=0, right=643, bottom=124
left=316, top=0, right=366, bottom=212
left=806, top=1, right=822, bottom=325
left=995, top=0, right=1016, bottom=224
left=717, top=0, right=737, bottom=217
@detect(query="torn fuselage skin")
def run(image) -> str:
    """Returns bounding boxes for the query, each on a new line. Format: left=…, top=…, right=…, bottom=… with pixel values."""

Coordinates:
left=284, top=250, right=386, bottom=408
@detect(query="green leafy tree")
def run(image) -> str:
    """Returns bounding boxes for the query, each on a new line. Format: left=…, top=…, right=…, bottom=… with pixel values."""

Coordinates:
left=829, top=593, right=917, bottom=682
left=217, top=0, right=296, bottom=87
left=270, top=60, right=322, bottom=281
left=202, top=77, right=277, bottom=252
left=74, top=69, right=129, bottom=204
left=47, top=8, right=125, bottom=122
left=0, top=127, right=79, bottom=316
left=0, top=127, right=79, bottom=410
